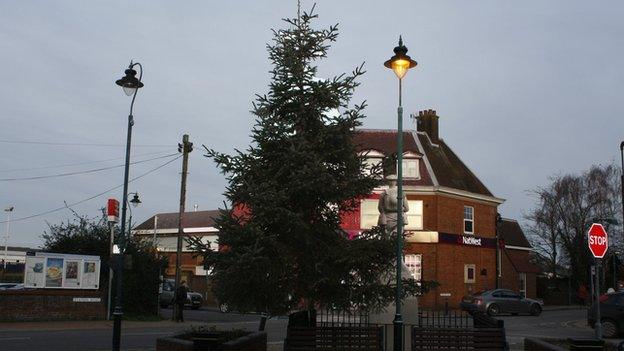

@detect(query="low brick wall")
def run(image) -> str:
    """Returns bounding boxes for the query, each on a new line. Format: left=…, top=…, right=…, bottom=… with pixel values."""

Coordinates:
left=0, top=289, right=106, bottom=322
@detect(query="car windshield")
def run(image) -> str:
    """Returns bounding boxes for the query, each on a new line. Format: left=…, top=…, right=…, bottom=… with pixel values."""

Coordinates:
left=472, top=290, right=489, bottom=296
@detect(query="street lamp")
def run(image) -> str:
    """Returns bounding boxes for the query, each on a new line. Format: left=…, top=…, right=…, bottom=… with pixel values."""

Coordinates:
left=3, top=206, right=14, bottom=269
left=112, top=61, right=143, bottom=351
left=127, top=191, right=142, bottom=233
left=384, top=36, right=417, bottom=351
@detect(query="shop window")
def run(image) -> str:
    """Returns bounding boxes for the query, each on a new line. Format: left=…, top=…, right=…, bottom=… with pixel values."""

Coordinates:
left=404, top=254, right=422, bottom=280
left=360, top=199, right=423, bottom=230
left=464, top=264, right=476, bottom=284
left=464, top=206, right=474, bottom=234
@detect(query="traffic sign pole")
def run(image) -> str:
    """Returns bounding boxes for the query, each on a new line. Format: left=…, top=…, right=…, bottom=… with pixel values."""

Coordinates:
left=588, top=223, right=608, bottom=340
left=595, top=260, right=602, bottom=339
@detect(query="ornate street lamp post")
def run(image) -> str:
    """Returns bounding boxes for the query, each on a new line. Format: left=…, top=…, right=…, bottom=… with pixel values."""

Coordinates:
left=112, top=61, right=144, bottom=351
left=384, top=36, right=417, bottom=351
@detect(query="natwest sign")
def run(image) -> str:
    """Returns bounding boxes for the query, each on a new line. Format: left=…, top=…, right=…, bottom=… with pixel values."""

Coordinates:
left=462, top=236, right=482, bottom=246
left=588, top=223, right=608, bottom=258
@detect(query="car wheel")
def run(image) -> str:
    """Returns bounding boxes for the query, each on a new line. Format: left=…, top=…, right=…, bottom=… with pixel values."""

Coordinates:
left=487, top=304, right=500, bottom=316
left=530, top=304, right=542, bottom=316
left=219, top=303, right=229, bottom=313
left=602, top=319, right=618, bottom=338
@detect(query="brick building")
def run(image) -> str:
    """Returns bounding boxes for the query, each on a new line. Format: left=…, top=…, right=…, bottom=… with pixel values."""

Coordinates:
left=342, top=109, right=506, bottom=309
left=498, top=218, right=540, bottom=299
left=132, top=210, right=219, bottom=302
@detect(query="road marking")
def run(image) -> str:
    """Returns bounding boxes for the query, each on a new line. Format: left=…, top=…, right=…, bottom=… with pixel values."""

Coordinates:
left=0, top=337, right=31, bottom=341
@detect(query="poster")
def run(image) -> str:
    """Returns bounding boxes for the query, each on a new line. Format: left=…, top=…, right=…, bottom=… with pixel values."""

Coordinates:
left=81, top=261, right=99, bottom=289
left=64, top=260, right=81, bottom=288
left=24, top=253, right=100, bottom=289
left=46, top=257, right=64, bottom=287
left=24, top=257, right=45, bottom=288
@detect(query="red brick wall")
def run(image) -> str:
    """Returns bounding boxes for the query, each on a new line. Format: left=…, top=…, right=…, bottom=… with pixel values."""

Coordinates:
left=0, top=289, right=106, bottom=321
left=435, top=196, right=496, bottom=237
left=500, top=249, right=537, bottom=299
left=405, top=242, right=496, bottom=309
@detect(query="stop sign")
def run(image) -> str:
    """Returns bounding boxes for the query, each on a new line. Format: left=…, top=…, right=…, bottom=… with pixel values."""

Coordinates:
left=588, top=223, right=609, bottom=258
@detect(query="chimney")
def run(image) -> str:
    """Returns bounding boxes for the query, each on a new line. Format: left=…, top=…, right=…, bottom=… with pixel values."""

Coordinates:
left=416, top=109, right=439, bottom=143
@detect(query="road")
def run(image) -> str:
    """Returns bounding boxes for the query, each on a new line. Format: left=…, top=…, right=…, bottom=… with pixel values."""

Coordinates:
left=0, top=307, right=288, bottom=351
left=0, top=306, right=620, bottom=350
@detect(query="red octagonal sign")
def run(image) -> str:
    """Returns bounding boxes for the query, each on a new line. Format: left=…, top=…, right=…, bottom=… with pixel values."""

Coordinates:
left=588, top=223, right=608, bottom=258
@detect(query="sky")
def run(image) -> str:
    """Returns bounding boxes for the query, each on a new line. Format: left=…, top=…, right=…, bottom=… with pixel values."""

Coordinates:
left=1, top=1, right=623, bottom=248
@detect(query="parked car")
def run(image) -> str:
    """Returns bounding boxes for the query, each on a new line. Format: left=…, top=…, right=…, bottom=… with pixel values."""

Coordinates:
left=460, top=289, right=543, bottom=316
left=588, top=291, right=624, bottom=338
left=159, top=279, right=203, bottom=309
left=0, top=283, right=24, bottom=290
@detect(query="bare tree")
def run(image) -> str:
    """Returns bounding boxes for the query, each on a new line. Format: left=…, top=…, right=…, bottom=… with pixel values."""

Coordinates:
left=526, top=164, right=622, bottom=289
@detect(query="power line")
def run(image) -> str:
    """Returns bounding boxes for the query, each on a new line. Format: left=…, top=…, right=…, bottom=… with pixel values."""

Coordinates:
left=0, top=155, right=182, bottom=224
left=0, top=153, right=179, bottom=181
left=0, top=139, right=172, bottom=147
left=0, top=150, right=173, bottom=173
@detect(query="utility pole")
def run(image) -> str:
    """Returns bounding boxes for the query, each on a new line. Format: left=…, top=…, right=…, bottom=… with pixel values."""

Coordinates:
left=4, top=206, right=14, bottom=269
left=173, top=134, right=192, bottom=321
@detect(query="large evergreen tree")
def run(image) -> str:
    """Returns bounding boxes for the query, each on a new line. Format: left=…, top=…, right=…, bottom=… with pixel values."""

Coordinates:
left=193, top=6, right=429, bottom=317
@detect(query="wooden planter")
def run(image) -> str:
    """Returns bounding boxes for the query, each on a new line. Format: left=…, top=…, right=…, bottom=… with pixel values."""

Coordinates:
left=156, top=331, right=267, bottom=351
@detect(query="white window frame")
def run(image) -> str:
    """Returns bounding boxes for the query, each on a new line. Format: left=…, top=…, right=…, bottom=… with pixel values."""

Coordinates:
left=405, top=200, right=423, bottom=230
left=404, top=254, right=422, bottom=280
left=463, top=206, right=474, bottom=234
left=397, top=152, right=420, bottom=179
left=518, top=273, right=527, bottom=298
left=464, top=264, right=476, bottom=284
left=360, top=199, right=379, bottom=230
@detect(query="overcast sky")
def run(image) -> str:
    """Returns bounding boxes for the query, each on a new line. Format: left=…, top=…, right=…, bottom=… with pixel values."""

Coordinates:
left=1, top=1, right=623, bottom=247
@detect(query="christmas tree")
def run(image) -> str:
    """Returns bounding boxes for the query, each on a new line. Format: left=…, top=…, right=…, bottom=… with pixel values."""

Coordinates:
left=192, top=5, right=430, bottom=320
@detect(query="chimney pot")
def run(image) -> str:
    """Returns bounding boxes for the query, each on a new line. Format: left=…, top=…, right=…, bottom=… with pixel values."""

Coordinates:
left=416, top=109, right=440, bottom=143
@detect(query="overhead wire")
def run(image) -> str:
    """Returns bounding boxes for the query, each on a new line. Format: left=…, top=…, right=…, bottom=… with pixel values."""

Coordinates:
left=0, top=139, right=172, bottom=147
left=0, top=150, right=174, bottom=173
left=0, top=154, right=182, bottom=224
left=0, top=153, right=179, bottom=181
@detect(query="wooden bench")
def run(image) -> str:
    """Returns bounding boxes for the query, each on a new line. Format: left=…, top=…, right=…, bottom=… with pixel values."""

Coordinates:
left=412, top=326, right=507, bottom=351
left=285, top=326, right=383, bottom=351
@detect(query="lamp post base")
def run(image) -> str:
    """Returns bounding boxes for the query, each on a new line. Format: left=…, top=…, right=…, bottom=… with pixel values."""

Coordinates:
left=112, top=309, right=123, bottom=350
left=393, top=314, right=403, bottom=351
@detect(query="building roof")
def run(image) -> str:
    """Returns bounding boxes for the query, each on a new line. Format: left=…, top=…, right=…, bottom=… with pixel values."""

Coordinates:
left=415, top=133, right=493, bottom=196
left=499, top=219, right=532, bottom=248
left=353, top=124, right=495, bottom=197
left=134, top=210, right=220, bottom=231
left=353, top=129, right=421, bottom=156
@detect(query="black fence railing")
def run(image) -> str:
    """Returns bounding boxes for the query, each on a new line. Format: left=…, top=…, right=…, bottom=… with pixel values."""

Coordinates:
left=317, top=308, right=370, bottom=327
left=416, top=309, right=474, bottom=328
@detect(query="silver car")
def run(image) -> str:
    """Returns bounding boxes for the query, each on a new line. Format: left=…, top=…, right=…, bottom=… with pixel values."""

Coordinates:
left=460, top=289, right=543, bottom=316
left=159, top=279, right=203, bottom=309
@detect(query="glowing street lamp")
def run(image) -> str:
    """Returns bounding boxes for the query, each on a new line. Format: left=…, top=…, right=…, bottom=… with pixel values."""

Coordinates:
left=384, top=36, right=417, bottom=351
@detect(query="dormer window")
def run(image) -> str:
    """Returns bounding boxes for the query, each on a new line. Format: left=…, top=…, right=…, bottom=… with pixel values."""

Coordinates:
left=360, top=150, right=384, bottom=178
left=399, top=152, right=420, bottom=179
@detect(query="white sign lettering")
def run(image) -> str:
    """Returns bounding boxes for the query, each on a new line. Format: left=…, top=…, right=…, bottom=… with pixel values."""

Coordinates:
left=462, top=236, right=482, bottom=246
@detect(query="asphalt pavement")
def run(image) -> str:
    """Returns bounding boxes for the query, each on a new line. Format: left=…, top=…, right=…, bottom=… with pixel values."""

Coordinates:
left=0, top=306, right=619, bottom=351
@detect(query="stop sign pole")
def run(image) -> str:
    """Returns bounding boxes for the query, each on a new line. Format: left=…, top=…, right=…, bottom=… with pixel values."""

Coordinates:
left=588, top=223, right=609, bottom=339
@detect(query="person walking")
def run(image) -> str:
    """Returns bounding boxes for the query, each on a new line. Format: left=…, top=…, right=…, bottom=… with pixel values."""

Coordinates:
left=174, top=281, right=188, bottom=322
